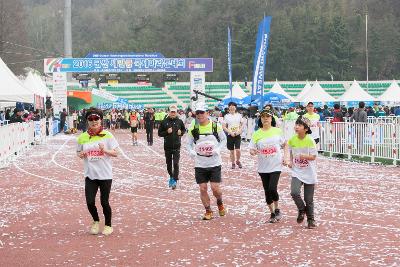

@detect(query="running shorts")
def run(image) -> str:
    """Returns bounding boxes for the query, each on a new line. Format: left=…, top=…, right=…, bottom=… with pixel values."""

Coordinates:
left=227, top=135, right=241, bottom=150
left=195, top=165, right=222, bottom=184
left=131, top=127, right=138, bottom=133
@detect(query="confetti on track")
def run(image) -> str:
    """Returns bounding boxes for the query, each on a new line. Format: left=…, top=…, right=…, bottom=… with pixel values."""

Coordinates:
left=0, top=129, right=399, bottom=266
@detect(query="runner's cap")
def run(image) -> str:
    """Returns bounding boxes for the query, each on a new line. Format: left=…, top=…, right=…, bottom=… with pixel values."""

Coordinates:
left=169, top=104, right=178, bottom=112
left=195, top=102, right=208, bottom=112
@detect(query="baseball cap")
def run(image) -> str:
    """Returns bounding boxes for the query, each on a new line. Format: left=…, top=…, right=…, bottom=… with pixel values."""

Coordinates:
left=260, top=109, right=274, bottom=117
left=169, top=104, right=178, bottom=112
left=195, top=102, right=208, bottom=112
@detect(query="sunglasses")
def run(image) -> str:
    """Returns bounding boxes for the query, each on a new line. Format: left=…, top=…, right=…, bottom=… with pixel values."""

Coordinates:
left=195, top=110, right=206, bottom=115
left=87, top=115, right=101, bottom=121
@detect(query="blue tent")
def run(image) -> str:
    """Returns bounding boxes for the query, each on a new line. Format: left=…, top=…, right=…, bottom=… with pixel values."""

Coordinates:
left=218, top=97, right=243, bottom=108
left=241, top=92, right=290, bottom=106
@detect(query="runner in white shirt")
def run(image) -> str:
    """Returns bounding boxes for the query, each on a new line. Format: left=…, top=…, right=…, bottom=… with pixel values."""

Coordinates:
left=187, top=102, right=227, bottom=220
left=304, top=102, right=322, bottom=144
left=222, top=102, right=244, bottom=169
left=287, top=116, right=318, bottom=229
left=76, top=107, right=119, bottom=236
left=249, top=109, right=288, bottom=223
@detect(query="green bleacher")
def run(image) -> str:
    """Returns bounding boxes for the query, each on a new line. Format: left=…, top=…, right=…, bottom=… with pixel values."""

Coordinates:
left=359, top=82, right=390, bottom=97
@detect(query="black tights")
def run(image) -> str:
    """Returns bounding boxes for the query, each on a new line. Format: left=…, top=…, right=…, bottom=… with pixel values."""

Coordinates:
left=258, top=172, right=281, bottom=205
left=85, top=177, right=112, bottom=226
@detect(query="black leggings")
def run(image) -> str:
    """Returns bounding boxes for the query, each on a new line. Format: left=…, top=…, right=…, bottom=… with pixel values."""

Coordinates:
left=146, top=127, right=153, bottom=143
left=259, top=172, right=281, bottom=205
left=85, top=177, right=112, bottom=226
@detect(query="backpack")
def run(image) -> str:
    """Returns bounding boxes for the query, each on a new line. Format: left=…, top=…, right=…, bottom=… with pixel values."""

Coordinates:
left=191, top=120, right=220, bottom=144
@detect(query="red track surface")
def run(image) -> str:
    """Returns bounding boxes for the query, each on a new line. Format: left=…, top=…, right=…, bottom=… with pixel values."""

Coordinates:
left=0, top=129, right=399, bottom=266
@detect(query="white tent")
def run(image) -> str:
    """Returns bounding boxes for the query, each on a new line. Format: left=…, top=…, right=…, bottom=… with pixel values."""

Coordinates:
left=296, top=81, right=312, bottom=101
left=339, top=80, right=375, bottom=102
left=300, top=81, right=336, bottom=103
left=0, top=57, right=34, bottom=103
left=378, top=80, right=400, bottom=103
left=223, top=82, right=248, bottom=99
left=269, top=81, right=295, bottom=101
left=23, top=72, right=47, bottom=98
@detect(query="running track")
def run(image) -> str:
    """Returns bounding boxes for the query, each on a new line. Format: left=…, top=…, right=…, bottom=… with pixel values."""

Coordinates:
left=0, top=129, right=399, bottom=266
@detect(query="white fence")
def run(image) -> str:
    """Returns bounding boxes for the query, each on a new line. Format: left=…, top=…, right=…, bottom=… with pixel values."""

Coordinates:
left=0, top=119, right=48, bottom=168
left=281, top=121, right=400, bottom=165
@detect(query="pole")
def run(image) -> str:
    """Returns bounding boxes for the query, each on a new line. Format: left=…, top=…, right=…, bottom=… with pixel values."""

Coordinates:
left=64, top=0, right=72, bottom=81
left=365, top=10, right=369, bottom=91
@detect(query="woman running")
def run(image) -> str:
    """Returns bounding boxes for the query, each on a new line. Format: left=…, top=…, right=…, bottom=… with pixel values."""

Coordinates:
left=76, top=107, right=119, bottom=235
left=249, top=109, right=288, bottom=223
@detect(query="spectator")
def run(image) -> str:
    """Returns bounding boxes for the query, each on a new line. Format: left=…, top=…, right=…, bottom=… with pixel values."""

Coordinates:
left=9, top=108, right=24, bottom=123
left=331, top=104, right=344, bottom=123
left=5, top=109, right=11, bottom=121
left=375, top=106, right=386, bottom=117
left=350, top=102, right=367, bottom=123
left=60, top=108, right=67, bottom=132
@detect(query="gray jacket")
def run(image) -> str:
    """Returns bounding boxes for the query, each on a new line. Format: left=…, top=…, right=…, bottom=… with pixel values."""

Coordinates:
left=350, top=108, right=367, bottom=122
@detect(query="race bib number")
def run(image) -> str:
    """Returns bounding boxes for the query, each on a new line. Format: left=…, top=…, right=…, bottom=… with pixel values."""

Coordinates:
left=131, top=121, right=138, bottom=127
left=259, top=145, right=278, bottom=157
left=294, top=157, right=309, bottom=168
left=196, top=142, right=215, bottom=156
left=86, top=150, right=105, bottom=161
left=229, top=125, right=239, bottom=133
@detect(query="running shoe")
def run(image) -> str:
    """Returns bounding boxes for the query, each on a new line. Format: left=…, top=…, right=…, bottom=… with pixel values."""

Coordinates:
left=231, top=163, right=235, bottom=169
left=297, top=210, right=305, bottom=224
left=275, top=209, right=282, bottom=221
left=168, top=177, right=174, bottom=188
left=202, top=211, right=213, bottom=220
left=218, top=204, right=226, bottom=216
left=269, top=213, right=277, bottom=223
left=236, top=161, right=243, bottom=168
left=307, top=219, right=317, bottom=229
left=102, top=225, right=113, bottom=236
left=89, top=221, right=99, bottom=235
left=171, top=179, right=177, bottom=190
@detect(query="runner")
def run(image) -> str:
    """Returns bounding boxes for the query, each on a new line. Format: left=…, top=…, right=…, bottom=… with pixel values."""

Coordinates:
left=158, top=104, right=186, bottom=189
left=287, top=116, right=318, bottom=229
left=110, top=109, right=117, bottom=131
left=304, top=102, right=321, bottom=144
left=187, top=102, right=227, bottom=220
left=249, top=109, right=288, bottom=223
left=144, top=108, right=155, bottom=145
left=129, top=110, right=139, bottom=146
left=76, top=107, right=119, bottom=236
left=222, top=102, right=244, bottom=169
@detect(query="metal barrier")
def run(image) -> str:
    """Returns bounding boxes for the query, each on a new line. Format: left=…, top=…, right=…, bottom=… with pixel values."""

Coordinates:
left=0, top=121, right=35, bottom=167
left=280, top=121, right=400, bottom=165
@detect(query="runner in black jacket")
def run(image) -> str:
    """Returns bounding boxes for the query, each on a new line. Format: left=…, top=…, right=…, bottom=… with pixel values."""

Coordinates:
left=158, top=105, right=186, bottom=189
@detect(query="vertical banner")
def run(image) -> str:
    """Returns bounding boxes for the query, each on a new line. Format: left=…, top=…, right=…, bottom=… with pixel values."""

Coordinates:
left=251, top=16, right=272, bottom=109
left=227, top=26, right=233, bottom=99
left=190, top=71, right=206, bottom=110
left=52, top=72, right=68, bottom=117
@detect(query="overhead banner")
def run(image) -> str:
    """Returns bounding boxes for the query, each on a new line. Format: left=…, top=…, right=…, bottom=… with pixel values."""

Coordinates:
left=227, top=26, right=233, bottom=99
left=44, top=58, right=213, bottom=73
left=52, top=72, right=68, bottom=115
left=190, top=72, right=206, bottom=110
left=251, top=16, right=272, bottom=108
left=86, top=52, right=164, bottom=58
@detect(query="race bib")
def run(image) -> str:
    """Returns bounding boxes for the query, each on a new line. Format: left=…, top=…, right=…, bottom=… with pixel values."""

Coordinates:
left=196, top=141, right=215, bottom=156
left=294, top=157, right=310, bottom=168
left=229, top=125, right=239, bottom=133
left=259, top=145, right=278, bottom=157
left=131, top=121, right=138, bottom=127
left=86, top=149, right=105, bottom=161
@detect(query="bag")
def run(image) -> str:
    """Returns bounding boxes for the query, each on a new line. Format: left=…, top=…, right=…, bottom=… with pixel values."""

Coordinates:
left=192, top=120, right=220, bottom=144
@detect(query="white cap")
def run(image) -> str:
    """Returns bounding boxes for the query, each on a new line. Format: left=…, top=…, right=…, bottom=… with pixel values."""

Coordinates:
left=195, top=102, right=208, bottom=112
left=169, top=104, right=178, bottom=112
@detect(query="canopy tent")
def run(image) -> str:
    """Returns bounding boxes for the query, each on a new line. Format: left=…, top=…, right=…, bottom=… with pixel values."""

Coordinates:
left=377, top=80, right=400, bottom=103
left=241, top=92, right=292, bottom=108
left=295, top=81, right=312, bottom=102
left=269, top=81, right=295, bottom=101
left=222, top=82, right=248, bottom=100
left=0, top=57, right=34, bottom=103
left=300, top=81, right=336, bottom=103
left=339, top=80, right=375, bottom=102
left=23, top=72, right=48, bottom=109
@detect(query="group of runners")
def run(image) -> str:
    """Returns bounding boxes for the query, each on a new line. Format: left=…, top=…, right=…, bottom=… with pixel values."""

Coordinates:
left=76, top=101, right=319, bottom=235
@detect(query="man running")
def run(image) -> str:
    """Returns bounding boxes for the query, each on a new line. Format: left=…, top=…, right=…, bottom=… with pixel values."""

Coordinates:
left=158, top=104, right=186, bottom=189
left=129, top=110, right=139, bottom=145
left=187, top=102, right=227, bottom=220
left=222, top=102, right=244, bottom=169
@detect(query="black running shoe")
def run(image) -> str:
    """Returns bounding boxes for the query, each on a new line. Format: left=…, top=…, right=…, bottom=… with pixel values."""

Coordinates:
left=269, top=213, right=277, bottom=223
left=275, top=209, right=282, bottom=221
left=297, top=210, right=305, bottom=224
left=307, top=219, right=316, bottom=229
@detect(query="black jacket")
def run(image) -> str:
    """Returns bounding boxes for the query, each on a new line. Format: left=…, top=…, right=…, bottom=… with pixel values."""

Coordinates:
left=158, top=116, right=186, bottom=150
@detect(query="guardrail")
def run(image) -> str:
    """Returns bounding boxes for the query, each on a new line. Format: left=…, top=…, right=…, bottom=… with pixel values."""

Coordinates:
left=281, top=121, right=400, bottom=165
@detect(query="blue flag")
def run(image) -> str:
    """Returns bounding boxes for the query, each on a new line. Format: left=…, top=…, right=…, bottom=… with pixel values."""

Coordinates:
left=228, top=27, right=233, bottom=99
left=251, top=16, right=272, bottom=109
